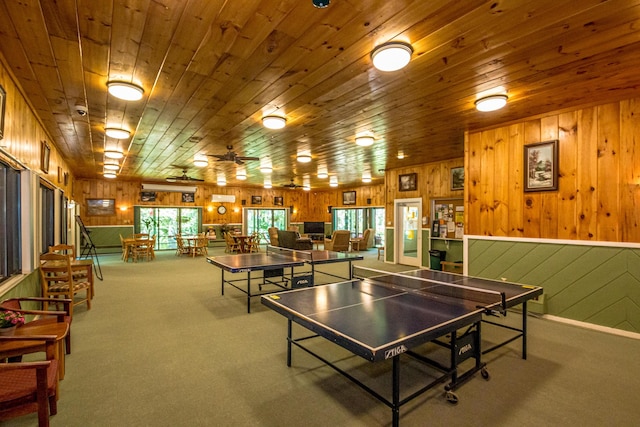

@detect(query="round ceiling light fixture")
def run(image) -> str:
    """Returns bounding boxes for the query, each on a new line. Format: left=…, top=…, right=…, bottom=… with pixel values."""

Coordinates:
left=264, top=179, right=272, bottom=189
left=105, top=127, right=131, bottom=139
left=103, top=170, right=117, bottom=179
left=329, top=176, right=339, bottom=187
left=236, top=166, right=247, bottom=181
left=297, top=153, right=312, bottom=163
left=355, top=134, right=375, bottom=147
left=371, top=41, right=413, bottom=72
left=104, top=149, right=124, bottom=159
left=475, top=94, right=508, bottom=112
left=262, top=115, right=287, bottom=129
left=103, top=160, right=120, bottom=171
left=107, top=81, right=144, bottom=101
left=193, top=154, right=209, bottom=168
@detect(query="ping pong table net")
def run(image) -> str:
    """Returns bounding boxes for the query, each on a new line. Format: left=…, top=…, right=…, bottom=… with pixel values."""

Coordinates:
left=352, top=266, right=507, bottom=311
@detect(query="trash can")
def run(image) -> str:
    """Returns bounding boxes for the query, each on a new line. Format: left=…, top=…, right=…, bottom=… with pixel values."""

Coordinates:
left=429, top=250, right=446, bottom=270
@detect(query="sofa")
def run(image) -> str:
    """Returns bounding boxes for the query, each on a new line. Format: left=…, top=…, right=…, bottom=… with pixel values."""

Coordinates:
left=276, top=229, right=313, bottom=250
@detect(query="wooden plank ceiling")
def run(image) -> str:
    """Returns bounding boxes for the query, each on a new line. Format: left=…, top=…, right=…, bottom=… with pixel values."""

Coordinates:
left=1, top=0, right=640, bottom=189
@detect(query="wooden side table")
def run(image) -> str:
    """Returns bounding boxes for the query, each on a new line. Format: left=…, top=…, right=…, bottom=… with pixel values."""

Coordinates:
left=376, top=246, right=385, bottom=260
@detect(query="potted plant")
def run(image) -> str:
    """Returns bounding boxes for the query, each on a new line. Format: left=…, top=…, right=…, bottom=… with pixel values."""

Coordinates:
left=0, top=310, right=25, bottom=335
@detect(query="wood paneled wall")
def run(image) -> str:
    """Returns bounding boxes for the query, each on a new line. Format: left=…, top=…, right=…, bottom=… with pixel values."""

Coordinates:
left=0, top=54, right=72, bottom=193
left=466, top=99, right=640, bottom=242
left=74, top=179, right=385, bottom=227
left=384, top=159, right=465, bottom=227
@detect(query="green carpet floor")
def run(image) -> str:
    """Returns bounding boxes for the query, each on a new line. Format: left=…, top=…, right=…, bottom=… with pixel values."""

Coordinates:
left=5, top=247, right=640, bottom=427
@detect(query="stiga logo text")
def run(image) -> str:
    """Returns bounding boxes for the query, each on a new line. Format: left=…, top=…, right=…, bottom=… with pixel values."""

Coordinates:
left=385, top=345, right=408, bottom=359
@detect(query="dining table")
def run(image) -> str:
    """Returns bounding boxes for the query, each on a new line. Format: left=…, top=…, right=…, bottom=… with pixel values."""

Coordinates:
left=122, top=237, right=154, bottom=262
left=232, top=234, right=252, bottom=253
left=0, top=321, right=70, bottom=380
left=179, top=235, right=208, bottom=257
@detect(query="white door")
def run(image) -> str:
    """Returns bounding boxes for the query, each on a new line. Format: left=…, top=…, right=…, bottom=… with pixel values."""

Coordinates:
left=395, top=198, right=422, bottom=267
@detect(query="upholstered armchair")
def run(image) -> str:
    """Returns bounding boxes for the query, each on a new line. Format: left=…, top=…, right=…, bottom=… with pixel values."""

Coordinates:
left=267, top=227, right=279, bottom=246
left=0, top=335, right=60, bottom=426
left=324, top=230, right=351, bottom=252
left=350, top=228, right=374, bottom=251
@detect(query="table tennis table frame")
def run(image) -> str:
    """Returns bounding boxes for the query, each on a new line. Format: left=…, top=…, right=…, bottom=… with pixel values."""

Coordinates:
left=276, top=301, right=489, bottom=427
left=207, top=246, right=363, bottom=313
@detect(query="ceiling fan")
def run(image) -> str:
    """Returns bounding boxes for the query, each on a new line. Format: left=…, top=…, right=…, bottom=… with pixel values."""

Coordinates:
left=281, top=178, right=304, bottom=189
left=166, top=169, right=204, bottom=182
left=208, top=145, right=260, bottom=165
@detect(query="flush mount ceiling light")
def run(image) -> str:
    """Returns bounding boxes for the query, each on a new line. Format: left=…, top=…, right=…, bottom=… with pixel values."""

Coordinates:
left=317, top=166, right=328, bottom=179
left=105, top=127, right=131, bottom=139
left=260, top=157, right=273, bottom=174
left=329, top=176, right=339, bottom=187
left=262, top=115, right=287, bottom=129
left=193, top=154, right=208, bottom=168
left=312, top=0, right=330, bottom=8
left=371, top=41, right=413, bottom=72
left=355, top=134, right=375, bottom=147
left=103, top=170, right=117, bottom=179
left=264, top=178, right=272, bottom=189
left=236, top=166, right=247, bottom=180
left=362, top=172, right=372, bottom=183
left=104, top=149, right=124, bottom=159
left=216, top=174, right=227, bottom=186
left=297, top=153, right=312, bottom=163
left=397, top=150, right=405, bottom=159
left=107, top=81, right=144, bottom=101
left=475, top=94, right=508, bottom=112
left=103, top=159, right=120, bottom=171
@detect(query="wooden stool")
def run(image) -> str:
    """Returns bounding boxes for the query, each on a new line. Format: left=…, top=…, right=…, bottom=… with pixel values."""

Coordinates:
left=377, top=246, right=385, bottom=260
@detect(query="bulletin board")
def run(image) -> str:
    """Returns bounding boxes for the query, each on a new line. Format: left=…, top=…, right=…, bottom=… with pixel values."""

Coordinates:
left=431, top=198, right=464, bottom=239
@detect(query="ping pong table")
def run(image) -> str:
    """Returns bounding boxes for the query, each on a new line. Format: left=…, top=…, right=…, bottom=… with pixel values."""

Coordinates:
left=261, top=266, right=542, bottom=427
left=206, top=245, right=363, bottom=313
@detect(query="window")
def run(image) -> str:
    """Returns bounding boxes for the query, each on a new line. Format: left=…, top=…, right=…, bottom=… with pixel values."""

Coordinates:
left=40, top=182, right=55, bottom=254
left=0, top=160, right=21, bottom=282
left=332, top=207, right=385, bottom=244
left=135, top=206, right=202, bottom=250
left=244, top=208, right=287, bottom=236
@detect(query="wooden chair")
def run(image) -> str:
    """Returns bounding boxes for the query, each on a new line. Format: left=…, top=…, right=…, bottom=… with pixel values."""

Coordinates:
left=247, top=233, right=261, bottom=252
left=0, top=297, right=72, bottom=355
left=119, top=234, right=133, bottom=262
left=133, top=233, right=149, bottom=240
left=0, top=335, right=60, bottom=427
left=193, top=234, right=208, bottom=257
left=48, top=244, right=90, bottom=282
left=39, top=253, right=91, bottom=318
left=324, top=230, right=351, bottom=252
left=224, top=233, right=241, bottom=253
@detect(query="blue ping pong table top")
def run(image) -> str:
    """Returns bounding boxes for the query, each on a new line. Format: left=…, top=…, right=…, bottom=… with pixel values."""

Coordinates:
left=261, top=271, right=542, bottom=362
left=206, top=249, right=363, bottom=273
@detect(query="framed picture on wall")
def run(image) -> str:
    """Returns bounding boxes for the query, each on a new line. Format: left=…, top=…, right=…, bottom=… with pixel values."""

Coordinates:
left=0, top=84, right=5, bottom=140
left=274, top=196, right=283, bottom=206
left=399, top=173, right=417, bottom=191
left=86, top=199, right=115, bottom=216
left=251, top=195, right=262, bottom=205
left=343, top=191, right=356, bottom=205
left=451, top=167, right=464, bottom=190
left=40, top=140, right=51, bottom=173
left=182, top=192, right=195, bottom=203
left=141, top=191, right=156, bottom=202
left=524, top=139, right=558, bottom=192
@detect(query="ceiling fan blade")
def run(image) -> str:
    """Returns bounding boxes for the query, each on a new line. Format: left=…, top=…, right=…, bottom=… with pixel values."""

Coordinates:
left=237, top=156, right=260, bottom=161
left=234, top=158, right=244, bottom=165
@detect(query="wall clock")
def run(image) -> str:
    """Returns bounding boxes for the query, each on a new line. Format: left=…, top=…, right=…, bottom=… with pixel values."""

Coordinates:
left=217, top=205, right=227, bottom=215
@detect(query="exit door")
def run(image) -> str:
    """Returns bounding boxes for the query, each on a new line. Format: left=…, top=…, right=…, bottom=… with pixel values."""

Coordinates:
left=395, top=198, right=422, bottom=267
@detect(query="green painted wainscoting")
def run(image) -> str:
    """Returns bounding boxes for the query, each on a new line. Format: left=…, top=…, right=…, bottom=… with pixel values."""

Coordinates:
left=0, top=270, right=41, bottom=308
left=85, top=226, right=135, bottom=254
left=467, top=236, right=640, bottom=333
left=385, top=228, right=394, bottom=262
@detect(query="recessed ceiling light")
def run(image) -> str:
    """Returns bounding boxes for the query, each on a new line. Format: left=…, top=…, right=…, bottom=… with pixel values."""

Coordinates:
left=371, top=41, right=413, bottom=72
left=107, top=81, right=144, bottom=101
left=475, top=94, right=508, bottom=112
left=105, top=127, right=131, bottom=139
left=262, top=115, right=287, bottom=129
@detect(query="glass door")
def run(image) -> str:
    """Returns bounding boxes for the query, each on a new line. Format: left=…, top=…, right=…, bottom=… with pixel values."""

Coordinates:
left=136, top=207, right=202, bottom=251
left=395, top=199, right=421, bottom=266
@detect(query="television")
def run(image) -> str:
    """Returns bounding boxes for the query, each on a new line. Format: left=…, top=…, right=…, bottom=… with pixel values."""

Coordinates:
left=303, top=221, right=325, bottom=235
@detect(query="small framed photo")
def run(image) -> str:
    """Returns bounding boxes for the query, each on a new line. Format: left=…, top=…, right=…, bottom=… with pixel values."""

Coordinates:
left=86, top=199, right=115, bottom=216
left=251, top=195, right=262, bottom=205
left=141, top=191, right=156, bottom=202
left=40, top=140, right=51, bottom=173
left=63, top=172, right=69, bottom=186
left=451, top=167, right=464, bottom=190
left=524, top=139, right=559, bottom=192
left=182, top=192, right=195, bottom=203
left=274, top=196, right=283, bottom=206
left=343, top=191, right=356, bottom=205
left=57, top=166, right=63, bottom=184
left=399, top=173, right=417, bottom=191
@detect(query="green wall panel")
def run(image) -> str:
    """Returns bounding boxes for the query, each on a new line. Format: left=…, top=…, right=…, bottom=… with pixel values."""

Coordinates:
left=468, top=238, right=640, bottom=333
left=385, top=228, right=394, bottom=262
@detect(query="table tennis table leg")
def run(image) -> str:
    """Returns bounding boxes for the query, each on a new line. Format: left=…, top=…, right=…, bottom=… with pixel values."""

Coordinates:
left=221, top=270, right=225, bottom=296
left=246, top=271, right=252, bottom=313
left=522, top=301, right=528, bottom=359
left=287, top=320, right=292, bottom=367
left=392, top=356, right=400, bottom=427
